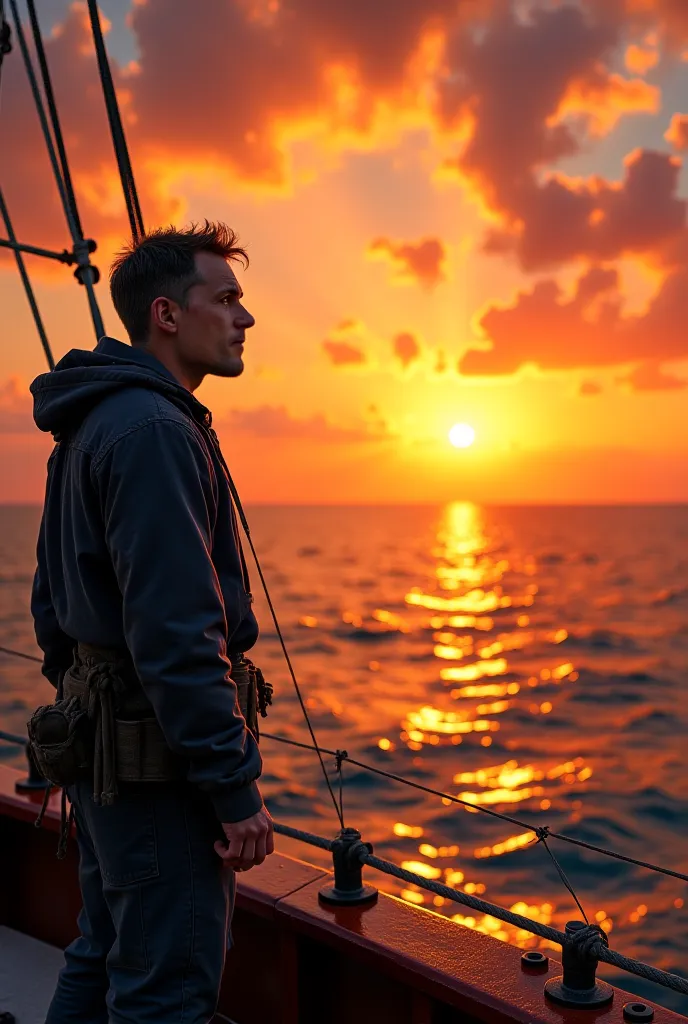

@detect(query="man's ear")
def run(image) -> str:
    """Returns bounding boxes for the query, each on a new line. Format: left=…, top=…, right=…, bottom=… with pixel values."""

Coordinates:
left=151, top=297, right=178, bottom=335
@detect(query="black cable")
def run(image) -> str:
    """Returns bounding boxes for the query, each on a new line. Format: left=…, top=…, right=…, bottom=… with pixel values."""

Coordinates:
left=1, top=639, right=685, bottom=884
left=262, top=731, right=688, bottom=883
left=8, top=0, right=104, bottom=342
left=0, top=644, right=42, bottom=663
left=85, top=0, right=144, bottom=242
left=220, top=465, right=345, bottom=830
left=25, top=0, right=83, bottom=239
left=0, top=189, right=55, bottom=369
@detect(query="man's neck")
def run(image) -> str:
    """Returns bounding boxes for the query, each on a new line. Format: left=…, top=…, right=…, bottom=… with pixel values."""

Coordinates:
left=134, top=339, right=202, bottom=393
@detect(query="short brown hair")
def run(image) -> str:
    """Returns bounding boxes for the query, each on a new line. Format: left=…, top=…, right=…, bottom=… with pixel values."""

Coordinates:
left=109, top=221, right=248, bottom=344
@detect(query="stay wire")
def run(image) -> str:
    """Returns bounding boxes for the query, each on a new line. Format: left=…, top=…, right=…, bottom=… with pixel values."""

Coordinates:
left=8, top=0, right=104, bottom=342
left=220, top=473, right=345, bottom=831
left=0, top=17, right=54, bottom=371
left=0, top=189, right=55, bottom=369
left=0, top=644, right=42, bottom=663
left=261, top=730, right=688, bottom=884
left=1, top=640, right=685, bottom=884
left=86, top=0, right=144, bottom=243
left=25, top=0, right=83, bottom=239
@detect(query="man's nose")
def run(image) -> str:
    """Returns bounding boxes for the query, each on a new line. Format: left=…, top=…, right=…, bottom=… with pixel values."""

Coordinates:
left=236, top=304, right=255, bottom=329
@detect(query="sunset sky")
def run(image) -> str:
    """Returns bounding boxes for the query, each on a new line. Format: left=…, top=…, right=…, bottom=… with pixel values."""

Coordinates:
left=2, top=0, right=688, bottom=503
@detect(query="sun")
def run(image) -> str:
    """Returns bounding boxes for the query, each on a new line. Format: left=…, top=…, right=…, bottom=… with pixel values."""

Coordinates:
left=448, top=423, right=476, bottom=449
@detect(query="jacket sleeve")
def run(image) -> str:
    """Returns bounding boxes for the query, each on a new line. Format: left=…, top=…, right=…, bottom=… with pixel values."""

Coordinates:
left=94, top=418, right=263, bottom=823
left=31, top=472, right=75, bottom=690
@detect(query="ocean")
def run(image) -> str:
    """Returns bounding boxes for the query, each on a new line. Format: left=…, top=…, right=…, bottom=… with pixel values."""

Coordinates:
left=1, top=503, right=686, bottom=1011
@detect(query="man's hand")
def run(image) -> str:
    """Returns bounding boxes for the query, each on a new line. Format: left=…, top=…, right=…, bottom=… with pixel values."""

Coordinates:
left=214, top=805, right=274, bottom=871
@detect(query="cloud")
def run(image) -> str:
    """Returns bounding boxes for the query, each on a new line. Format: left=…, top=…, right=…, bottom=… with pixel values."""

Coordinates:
left=482, top=149, right=685, bottom=271
left=393, top=331, right=421, bottom=368
left=436, top=4, right=670, bottom=271
left=461, top=263, right=688, bottom=375
left=0, top=378, right=35, bottom=433
left=618, top=361, right=688, bottom=391
left=624, top=43, right=659, bottom=76
left=219, top=404, right=388, bottom=442
left=367, top=237, right=446, bottom=287
left=322, top=339, right=367, bottom=366
left=665, top=114, right=688, bottom=150
left=579, top=379, right=603, bottom=396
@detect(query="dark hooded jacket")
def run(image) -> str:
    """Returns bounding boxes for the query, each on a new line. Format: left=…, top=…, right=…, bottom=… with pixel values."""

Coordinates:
left=30, top=336, right=262, bottom=823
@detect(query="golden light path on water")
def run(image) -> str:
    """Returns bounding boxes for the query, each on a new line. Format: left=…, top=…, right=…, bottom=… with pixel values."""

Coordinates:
left=374, top=502, right=608, bottom=949
left=285, top=501, right=685, bottom=966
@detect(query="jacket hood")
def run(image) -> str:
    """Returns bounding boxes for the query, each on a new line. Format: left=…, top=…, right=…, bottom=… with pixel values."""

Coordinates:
left=30, top=336, right=210, bottom=436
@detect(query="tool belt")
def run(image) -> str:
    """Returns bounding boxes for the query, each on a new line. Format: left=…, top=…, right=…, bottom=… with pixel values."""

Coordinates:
left=27, top=643, right=273, bottom=810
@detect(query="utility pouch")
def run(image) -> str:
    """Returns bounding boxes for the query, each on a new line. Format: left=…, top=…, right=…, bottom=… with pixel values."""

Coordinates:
left=27, top=696, right=92, bottom=789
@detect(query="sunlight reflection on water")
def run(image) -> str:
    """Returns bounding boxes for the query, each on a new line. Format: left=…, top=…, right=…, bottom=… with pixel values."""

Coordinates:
left=1, top=502, right=687, bottom=1011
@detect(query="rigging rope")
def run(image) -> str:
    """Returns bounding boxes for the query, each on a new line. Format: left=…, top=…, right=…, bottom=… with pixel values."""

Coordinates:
left=261, top=730, right=688, bottom=884
left=25, top=0, right=83, bottom=241
left=0, top=639, right=685, bottom=884
left=7, top=0, right=104, bottom=345
left=86, top=0, right=144, bottom=244
left=222, top=469, right=345, bottom=830
left=273, top=822, right=688, bottom=997
left=0, top=188, right=55, bottom=370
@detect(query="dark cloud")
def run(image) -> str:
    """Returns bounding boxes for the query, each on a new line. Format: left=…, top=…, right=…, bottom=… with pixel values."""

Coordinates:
left=393, top=331, right=421, bottom=368
left=322, top=339, right=367, bottom=366
left=367, top=237, right=446, bottom=287
left=461, top=263, right=688, bottom=375
left=437, top=4, right=672, bottom=271
left=218, top=404, right=387, bottom=442
left=618, top=362, right=688, bottom=392
left=579, top=379, right=603, bottom=396
left=483, top=150, right=686, bottom=270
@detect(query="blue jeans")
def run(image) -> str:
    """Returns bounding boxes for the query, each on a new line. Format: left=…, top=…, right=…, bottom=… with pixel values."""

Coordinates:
left=45, top=779, right=234, bottom=1023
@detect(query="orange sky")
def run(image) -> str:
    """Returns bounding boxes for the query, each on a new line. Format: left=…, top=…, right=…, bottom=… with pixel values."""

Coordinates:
left=1, top=0, right=688, bottom=503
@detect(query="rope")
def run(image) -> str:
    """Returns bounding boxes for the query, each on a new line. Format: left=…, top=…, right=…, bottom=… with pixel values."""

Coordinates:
left=0, top=645, right=684, bottom=886
left=8, top=0, right=104, bottom=343
left=85, top=0, right=144, bottom=243
left=214, top=451, right=345, bottom=831
left=0, top=645, right=42, bottom=663
left=0, top=188, right=55, bottom=369
left=273, top=821, right=333, bottom=852
left=25, top=0, right=83, bottom=240
left=272, top=822, right=688, bottom=997
left=262, top=732, right=688, bottom=884
left=0, top=728, right=26, bottom=746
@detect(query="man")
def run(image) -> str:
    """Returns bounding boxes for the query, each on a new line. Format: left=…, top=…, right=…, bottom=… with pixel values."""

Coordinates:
left=30, top=222, right=274, bottom=1023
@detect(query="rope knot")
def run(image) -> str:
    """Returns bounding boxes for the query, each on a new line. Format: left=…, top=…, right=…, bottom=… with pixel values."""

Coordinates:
left=535, top=825, right=551, bottom=842
left=567, top=922, right=608, bottom=959
left=334, top=749, right=348, bottom=772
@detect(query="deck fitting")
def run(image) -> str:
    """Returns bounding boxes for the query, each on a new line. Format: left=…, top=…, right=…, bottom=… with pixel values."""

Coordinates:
left=623, top=1002, right=654, bottom=1022
left=545, top=920, right=614, bottom=1009
left=521, top=950, right=548, bottom=971
left=319, top=827, right=378, bottom=906
left=14, top=744, right=51, bottom=794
